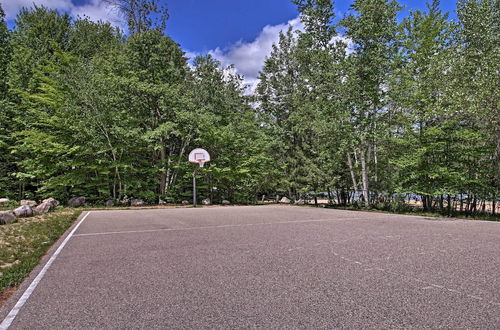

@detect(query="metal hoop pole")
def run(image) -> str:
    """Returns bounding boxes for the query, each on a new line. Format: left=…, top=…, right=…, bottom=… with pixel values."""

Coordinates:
left=193, top=168, right=197, bottom=207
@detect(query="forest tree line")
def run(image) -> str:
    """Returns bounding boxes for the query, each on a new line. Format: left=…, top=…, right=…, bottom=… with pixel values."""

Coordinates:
left=0, top=0, right=498, bottom=216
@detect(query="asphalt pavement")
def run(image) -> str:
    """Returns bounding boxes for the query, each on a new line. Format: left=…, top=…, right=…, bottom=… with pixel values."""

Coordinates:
left=0, top=205, right=499, bottom=329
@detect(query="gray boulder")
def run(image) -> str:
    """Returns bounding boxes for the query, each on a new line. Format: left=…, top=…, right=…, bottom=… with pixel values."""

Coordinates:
left=34, top=202, right=53, bottom=214
left=0, top=211, right=16, bottom=225
left=13, top=205, right=34, bottom=217
left=279, top=197, right=291, bottom=204
left=158, top=199, right=167, bottom=206
left=130, top=199, right=144, bottom=207
left=0, top=198, right=9, bottom=205
left=20, top=200, right=37, bottom=207
left=222, top=200, right=231, bottom=205
left=202, top=198, right=211, bottom=205
left=294, top=199, right=305, bottom=205
left=68, top=196, right=86, bottom=207
left=105, top=200, right=115, bottom=207
left=181, top=200, right=190, bottom=205
left=42, top=198, right=60, bottom=207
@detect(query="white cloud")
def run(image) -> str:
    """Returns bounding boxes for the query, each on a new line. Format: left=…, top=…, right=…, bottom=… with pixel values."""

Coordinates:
left=185, top=16, right=305, bottom=94
left=3, top=0, right=71, bottom=18
left=70, top=0, right=121, bottom=24
left=3, top=0, right=121, bottom=26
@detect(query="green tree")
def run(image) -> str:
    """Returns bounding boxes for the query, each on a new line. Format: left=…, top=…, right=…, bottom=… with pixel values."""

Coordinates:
left=104, top=0, right=168, bottom=34
left=2, top=6, right=73, bottom=199
left=69, top=17, right=122, bottom=59
left=454, top=0, right=500, bottom=213
left=390, top=0, right=459, bottom=212
left=124, top=30, right=191, bottom=198
left=292, top=0, right=350, bottom=204
left=0, top=3, right=10, bottom=96
left=340, top=0, right=401, bottom=205
left=0, top=3, right=14, bottom=195
left=257, top=27, right=304, bottom=199
left=190, top=55, right=274, bottom=203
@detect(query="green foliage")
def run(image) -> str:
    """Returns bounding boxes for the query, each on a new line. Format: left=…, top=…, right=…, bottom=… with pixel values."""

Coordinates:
left=69, top=17, right=122, bottom=59
left=0, top=3, right=10, bottom=97
left=0, top=4, right=15, bottom=196
left=0, top=0, right=498, bottom=216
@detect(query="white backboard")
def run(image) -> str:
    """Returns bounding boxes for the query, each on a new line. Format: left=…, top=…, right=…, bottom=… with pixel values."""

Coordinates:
left=189, top=148, right=210, bottom=165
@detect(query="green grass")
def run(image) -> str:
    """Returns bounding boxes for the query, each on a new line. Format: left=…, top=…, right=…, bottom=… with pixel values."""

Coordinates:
left=0, top=209, right=82, bottom=295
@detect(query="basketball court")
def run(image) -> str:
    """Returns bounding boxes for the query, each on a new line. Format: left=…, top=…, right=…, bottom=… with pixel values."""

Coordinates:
left=0, top=206, right=499, bottom=329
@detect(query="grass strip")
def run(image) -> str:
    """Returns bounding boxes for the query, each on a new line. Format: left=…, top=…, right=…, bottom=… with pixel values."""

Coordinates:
left=0, top=209, right=82, bottom=296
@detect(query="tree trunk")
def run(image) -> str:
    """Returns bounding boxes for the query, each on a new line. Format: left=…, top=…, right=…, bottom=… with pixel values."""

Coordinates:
left=360, top=148, right=369, bottom=206
left=471, top=196, right=477, bottom=214
left=169, top=136, right=191, bottom=192
left=460, top=193, right=464, bottom=212
left=159, top=138, right=167, bottom=195
left=447, top=194, right=452, bottom=216
left=98, top=125, right=122, bottom=200
left=347, top=152, right=358, bottom=192
left=164, top=147, right=173, bottom=193
left=422, top=195, right=432, bottom=212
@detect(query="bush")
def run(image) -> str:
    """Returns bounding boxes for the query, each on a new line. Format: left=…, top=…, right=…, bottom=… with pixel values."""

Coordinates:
left=0, top=200, right=18, bottom=211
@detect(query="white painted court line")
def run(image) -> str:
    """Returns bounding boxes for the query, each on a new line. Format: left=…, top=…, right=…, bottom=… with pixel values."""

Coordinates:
left=0, top=211, right=91, bottom=330
left=72, top=217, right=366, bottom=237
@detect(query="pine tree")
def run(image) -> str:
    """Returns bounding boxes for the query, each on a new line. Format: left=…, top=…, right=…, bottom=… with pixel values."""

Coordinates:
left=0, top=3, right=14, bottom=195
left=0, top=4, right=10, bottom=97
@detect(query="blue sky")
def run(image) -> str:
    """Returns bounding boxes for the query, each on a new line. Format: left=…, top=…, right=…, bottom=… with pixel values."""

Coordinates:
left=164, top=0, right=456, bottom=52
left=167, top=0, right=299, bottom=51
left=3, top=0, right=458, bottom=90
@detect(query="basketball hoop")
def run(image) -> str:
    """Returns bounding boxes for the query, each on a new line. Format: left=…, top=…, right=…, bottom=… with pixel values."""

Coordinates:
left=189, top=148, right=210, bottom=168
left=189, top=148, right=211, bottom=207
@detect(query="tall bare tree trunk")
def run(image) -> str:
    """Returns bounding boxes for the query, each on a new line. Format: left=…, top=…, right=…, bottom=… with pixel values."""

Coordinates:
left=495, top=124, right=500, bottom=185
left=347, top=152, right=358, bottom=192
left=159, top=137, right=167, bottom=195
left=164, top=148, right=173, bottom=192
left=360, top=147, right=369, bottom=206
left=169, top=136, right=191, bottom=192
left=100, top=127, right=122, bottom=200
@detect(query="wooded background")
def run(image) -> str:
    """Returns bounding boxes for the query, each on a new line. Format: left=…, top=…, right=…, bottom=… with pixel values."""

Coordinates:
left=0, top=0, right=498, bottom=216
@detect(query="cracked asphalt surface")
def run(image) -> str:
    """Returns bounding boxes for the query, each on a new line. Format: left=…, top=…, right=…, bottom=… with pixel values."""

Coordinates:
left=1, top=205, right=499, bottom=329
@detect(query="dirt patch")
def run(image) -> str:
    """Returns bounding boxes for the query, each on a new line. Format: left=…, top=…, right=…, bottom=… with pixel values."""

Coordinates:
left=0, top=286, right=17, bottom=309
